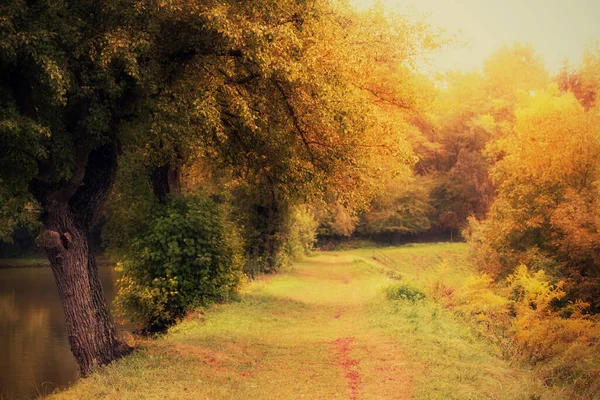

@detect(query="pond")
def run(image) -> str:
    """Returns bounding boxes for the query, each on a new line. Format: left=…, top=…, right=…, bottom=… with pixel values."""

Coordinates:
left=0, top=263, right=121, bottom=399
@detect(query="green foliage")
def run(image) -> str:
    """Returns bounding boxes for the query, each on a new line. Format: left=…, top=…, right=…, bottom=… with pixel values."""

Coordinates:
left=115, top=195, right=244, bottom=332
left=231, top=181, right=319, bottom=275
left=102, top=150, right=159, bottom=251
left=384, top=283, right=426, bottom=303
left=0, top=0, right=157, bottom=189
left=0, top=188, right=40, bottom=243
left=357, top=176, right=433, bottom=237
left=279, top=205, right=318, bottom=266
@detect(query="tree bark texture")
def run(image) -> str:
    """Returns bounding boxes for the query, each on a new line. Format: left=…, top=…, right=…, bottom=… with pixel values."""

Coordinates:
left=33, top=144, right=131, bottom=375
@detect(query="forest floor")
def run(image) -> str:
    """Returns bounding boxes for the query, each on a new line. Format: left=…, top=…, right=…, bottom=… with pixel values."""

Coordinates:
left=50, top=243, right=565, bottom=400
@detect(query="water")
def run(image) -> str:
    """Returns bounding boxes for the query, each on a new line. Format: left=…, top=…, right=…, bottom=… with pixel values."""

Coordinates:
left=0, top=264, right=120, bottom=399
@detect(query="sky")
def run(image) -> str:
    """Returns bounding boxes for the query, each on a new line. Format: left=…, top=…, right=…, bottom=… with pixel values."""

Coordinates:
left=351, top=0, right=600, bottom=73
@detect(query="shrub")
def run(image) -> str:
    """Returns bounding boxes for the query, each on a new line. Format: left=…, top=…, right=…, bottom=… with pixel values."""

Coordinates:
left=278, top=204, right=318, bottom=267
left=502, top=265, right=600, bottom=395
left=406, top=246, right=600, bottom=397
left=236, top=190, right=318, bottom=275
left=436, top=261, right=600, bottom=395
left=115, top=195, right=244, bottom=332
left=384, top=283, right=426, bottom=302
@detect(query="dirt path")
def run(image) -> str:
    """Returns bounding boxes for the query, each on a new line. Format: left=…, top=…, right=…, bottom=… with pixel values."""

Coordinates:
left=269, top=254, right=422, bottom=400
left=53, top=248, right=558, bottom=400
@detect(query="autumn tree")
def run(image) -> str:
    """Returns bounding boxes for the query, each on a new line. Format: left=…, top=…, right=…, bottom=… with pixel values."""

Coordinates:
left=557, top=44, right=600, bottom=110
left=109, top=1, right=443, bottom=270
left=467, top=86, right=600, bottom=309
left=407, top=43, right=550, bottom=237
left=1, top=0, right=445, bottom=368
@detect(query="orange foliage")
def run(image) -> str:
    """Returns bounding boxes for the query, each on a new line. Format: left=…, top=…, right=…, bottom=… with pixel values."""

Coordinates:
left=468, top=86, right=600, bottom=309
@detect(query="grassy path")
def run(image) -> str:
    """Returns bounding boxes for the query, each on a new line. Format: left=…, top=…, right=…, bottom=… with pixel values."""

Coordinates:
left=52, top=245, right=562, bottom=399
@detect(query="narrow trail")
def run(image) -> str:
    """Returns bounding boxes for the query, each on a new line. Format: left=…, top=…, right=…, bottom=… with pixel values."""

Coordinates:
left=327, top=338, right=360, bottom=400
left=53, top=247, right=559, bottom=400
left=289, top=254, right=420, bottom=400
left=204, top=252, right=422, bottom=399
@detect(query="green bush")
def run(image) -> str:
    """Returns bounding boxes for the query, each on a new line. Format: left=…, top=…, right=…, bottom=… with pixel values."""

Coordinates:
left=234, top=186, right=318, bottom=275
left=115, top=195, right=244, bottom=333
left=278, top=205, right=318, bottom=267
left=384, top=283, right=426, bottom=302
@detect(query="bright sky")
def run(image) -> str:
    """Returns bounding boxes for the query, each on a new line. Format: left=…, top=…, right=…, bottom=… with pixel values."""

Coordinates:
left=351, top=0, right=600, bottom=73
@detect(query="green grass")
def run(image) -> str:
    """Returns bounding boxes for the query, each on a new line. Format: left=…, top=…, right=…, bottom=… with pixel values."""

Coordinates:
left=50, top=244, right=565, bottom=399
left=0, top=255, right=110, bottom=268
left=0, top=258, right=49, bottom=268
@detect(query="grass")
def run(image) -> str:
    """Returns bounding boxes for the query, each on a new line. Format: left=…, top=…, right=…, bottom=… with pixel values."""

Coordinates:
left=0, top=258, right=49, bottom=268
left=0, top=255, right=110, bottom=269
left=49, top=244, right=565, bottom=399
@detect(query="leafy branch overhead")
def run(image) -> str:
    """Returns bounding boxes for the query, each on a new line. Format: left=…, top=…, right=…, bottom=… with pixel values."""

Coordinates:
left=0, top=0, right=446, bottom=373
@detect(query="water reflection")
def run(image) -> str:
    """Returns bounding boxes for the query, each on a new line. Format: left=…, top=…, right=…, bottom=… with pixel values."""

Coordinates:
left=0, top=265, right=119, bottom=399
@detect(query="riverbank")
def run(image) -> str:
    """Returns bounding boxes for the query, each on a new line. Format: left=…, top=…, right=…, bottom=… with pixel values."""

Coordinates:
left=0, top=257, right=111, bottom=269
left=0, top=258, right=49, bottom=269
left=0, top=262, right=120, bottom=399
left=48, top=243, right=565, bottom=400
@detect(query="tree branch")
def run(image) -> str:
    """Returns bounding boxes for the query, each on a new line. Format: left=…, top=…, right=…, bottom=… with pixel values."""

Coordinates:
left=69, top=143, right=118, bottom=229
left=272, top=79, right=320, bottom=169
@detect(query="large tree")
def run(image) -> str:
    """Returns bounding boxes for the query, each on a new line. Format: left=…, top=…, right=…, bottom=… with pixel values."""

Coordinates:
left=107, top=1, right=443, bottom=270
left=0, top=0, right=264, bottom=373
left=467, top=87, right=600, bottom=309
left=0, top=0, right=441, bottom=372
left=0, top=0, right=154, bottom=373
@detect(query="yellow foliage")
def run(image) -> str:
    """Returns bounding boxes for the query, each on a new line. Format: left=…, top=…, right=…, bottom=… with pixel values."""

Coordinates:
left=498, top=264, right=600, bottom=395
left=506, top=264, right=566, bottom=315
left=429, top=257, right=600, bottom=396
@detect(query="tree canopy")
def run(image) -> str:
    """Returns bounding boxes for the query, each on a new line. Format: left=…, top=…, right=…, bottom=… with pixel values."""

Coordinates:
left=0, top=0, right=444, bottom=371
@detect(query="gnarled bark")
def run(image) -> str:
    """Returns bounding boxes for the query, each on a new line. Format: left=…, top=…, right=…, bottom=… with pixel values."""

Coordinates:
left=32, top=144, right=131, bottom=375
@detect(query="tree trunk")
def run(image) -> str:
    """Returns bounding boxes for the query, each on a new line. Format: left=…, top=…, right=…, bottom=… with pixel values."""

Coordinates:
left=150, top=163, right=181, bottom=204
left=254, top=194, right=282, bottom=273
left=40, top=205, right=131, bottom=375
left=33, top=144, right=131, bottom=375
